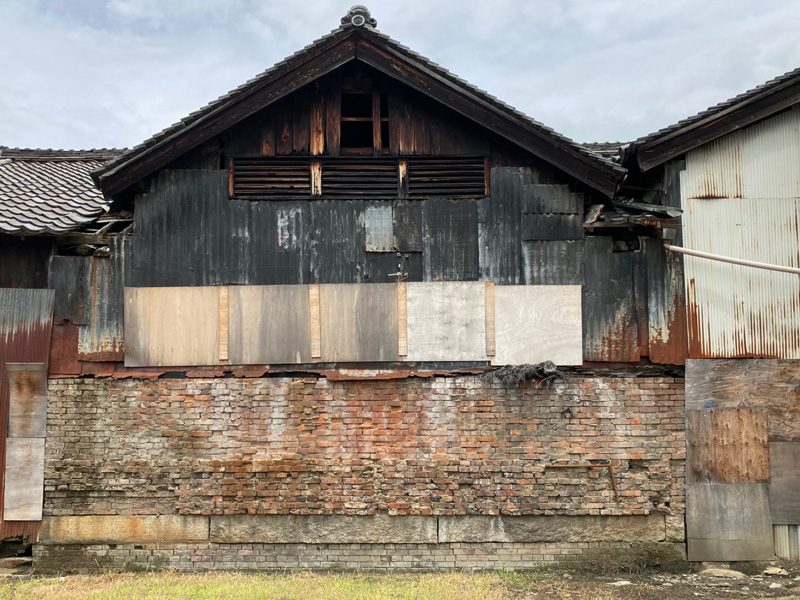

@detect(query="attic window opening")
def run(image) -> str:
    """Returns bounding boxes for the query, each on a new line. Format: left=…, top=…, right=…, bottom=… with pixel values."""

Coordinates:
left=340, top=90, right=389, bottom=153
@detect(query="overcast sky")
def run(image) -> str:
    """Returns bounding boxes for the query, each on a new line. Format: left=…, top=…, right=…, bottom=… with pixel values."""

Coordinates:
left=2, top=0, right=799, bottom=150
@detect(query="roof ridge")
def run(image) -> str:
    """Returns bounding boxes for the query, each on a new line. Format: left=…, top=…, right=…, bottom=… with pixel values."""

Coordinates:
left=0, top=147, right=125, bottom=161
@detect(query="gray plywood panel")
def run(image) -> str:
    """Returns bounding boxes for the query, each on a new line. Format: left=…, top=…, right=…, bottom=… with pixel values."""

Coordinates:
left=769, top=442, right=800, bottom=524
left=6, top=363, right=47, bottom=438
left=3, top=438, right=44, bottom=521
left=492, top=286, right=582, bottom=366
left=229, top=285, right=311, bottom=365
left=124, top=287, right=220, bottom=367
left=319, top=284, right=398, bottom=362
left=406, top=282, right=486, bottom=362
left=687, top=483, right=774, bottom=561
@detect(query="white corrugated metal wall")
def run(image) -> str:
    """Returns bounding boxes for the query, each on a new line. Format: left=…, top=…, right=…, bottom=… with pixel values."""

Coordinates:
left=681, top=104, right=800, bottom=358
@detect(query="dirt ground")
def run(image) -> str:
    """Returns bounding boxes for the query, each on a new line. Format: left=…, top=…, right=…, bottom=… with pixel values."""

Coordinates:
left=0, top=560, right=797, bottom=599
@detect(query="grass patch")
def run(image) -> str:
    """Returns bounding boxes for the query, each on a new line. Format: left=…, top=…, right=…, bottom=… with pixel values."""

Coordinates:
left=0, top=571, right=512, bottom=600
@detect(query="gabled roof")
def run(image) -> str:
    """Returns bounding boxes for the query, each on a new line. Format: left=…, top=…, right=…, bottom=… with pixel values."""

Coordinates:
left=93, top=7, right=625, bottom=198
left=0, top=147, right=122, bottom=234
left=630, top=65, right=800, bottom=171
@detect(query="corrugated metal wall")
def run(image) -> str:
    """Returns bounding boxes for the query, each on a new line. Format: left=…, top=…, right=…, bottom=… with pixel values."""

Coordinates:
left=681, top=105, right=800, bottom=358
left=0, top=288, right=54, bottom=540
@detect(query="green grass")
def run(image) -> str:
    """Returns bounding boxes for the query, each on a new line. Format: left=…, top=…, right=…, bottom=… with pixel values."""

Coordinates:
left=0, top=572, right=520, bottom=600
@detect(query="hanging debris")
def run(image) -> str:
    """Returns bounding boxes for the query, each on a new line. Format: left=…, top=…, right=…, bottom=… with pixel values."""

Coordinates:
left=482, top=361, right=563, bottom=387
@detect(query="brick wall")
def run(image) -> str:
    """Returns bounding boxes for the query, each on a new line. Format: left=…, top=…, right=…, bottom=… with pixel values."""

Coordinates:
left=40, top=374, right=686, bottom=571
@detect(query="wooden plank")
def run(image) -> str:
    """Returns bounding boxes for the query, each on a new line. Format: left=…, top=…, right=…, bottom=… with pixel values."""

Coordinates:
left=228, top=285, right=311, bottom=364
left=686, top=408, right=769, bottom=484
left=397, top=281, right=408, bottom=356
left=310, top=160, right=322, bottom=196
left=124, top=287, right=220, bottom=367
left=406, top=282, right=486, bottom=362
left=319, top=284, right=398, bottom=362
left=398, top=159, right=408, bottom=199
left=309, top=284, right=321, bottom=359
left=491, top=285, right=582, bottom=366
left=6, top=363, right=47, bottom=438
left=686, top=483, right=773, bottom=561
left=685, top=359, right=800, bottom=441
left=365, top=206, right=393, bottom=252
left=3, top=438, right=44, bottom=521
left=769, top=441, right=800, bottom=524
left=310, top=91, right=325, bottom=155
left=227, top=159, right=234, bottom=197
left=218, top=287, right=229, bottom=362
left=484, top=282, right=496, bottom=357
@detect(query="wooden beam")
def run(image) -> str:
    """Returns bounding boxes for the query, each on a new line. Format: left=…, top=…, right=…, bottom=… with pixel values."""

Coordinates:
left=310, top=160, right=322, bottom=196
left=308, top=284, right=321, bottom=360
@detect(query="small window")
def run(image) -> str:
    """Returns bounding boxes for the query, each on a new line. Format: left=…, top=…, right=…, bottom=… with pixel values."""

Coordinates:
left=340, top=90, right=390, bottom=153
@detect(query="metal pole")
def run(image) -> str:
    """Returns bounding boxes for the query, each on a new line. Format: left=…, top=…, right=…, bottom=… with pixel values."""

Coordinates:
left=664, top=243, right=800, bottom=275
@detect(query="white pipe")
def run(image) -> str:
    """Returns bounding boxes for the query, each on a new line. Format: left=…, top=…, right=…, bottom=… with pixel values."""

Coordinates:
left=664, top=243, right=800, bottom=275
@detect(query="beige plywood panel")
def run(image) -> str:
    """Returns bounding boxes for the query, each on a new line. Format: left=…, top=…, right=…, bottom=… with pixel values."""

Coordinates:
left=228, top=285, right=311, bottom=365
left=687, top=408, right=769, bottom=484
left=124, top=287, right=220, bottom=367
left=3, top=438, right=44, bottom=521
left=6, top=363, right=47, bottom=438
left=686, top=483, right=773, bottom=561
left=769, top=442, right=800, bottom=524
left=491, top=285, right=582, bottom=366
left=406, top=282, right=486, bottom=362
left=320, top=284, right=399, bottom=362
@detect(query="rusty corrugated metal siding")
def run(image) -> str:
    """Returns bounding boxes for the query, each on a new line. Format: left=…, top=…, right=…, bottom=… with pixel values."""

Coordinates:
left=681, top=105, right=800, bottom=358
left=0, top=288, right=54, bottom=540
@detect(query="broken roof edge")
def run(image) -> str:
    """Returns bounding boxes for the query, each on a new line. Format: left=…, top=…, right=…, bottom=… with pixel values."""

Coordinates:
left=92, top=12, right=625, bottom=198
left=628, top=65, right=800, bottom=171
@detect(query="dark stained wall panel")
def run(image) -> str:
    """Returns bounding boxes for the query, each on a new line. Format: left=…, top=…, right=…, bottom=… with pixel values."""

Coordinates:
left=422, top=199, right=479, bottom=281
left=0, top=236, right=51, bottom=289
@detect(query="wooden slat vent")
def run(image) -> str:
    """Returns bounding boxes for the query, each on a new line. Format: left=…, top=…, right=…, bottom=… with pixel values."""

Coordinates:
left=407, top=156, right=486, bottom=198
left=321, top=158, right=398, bottom=198
left=232, top=158, right=310, bottom=198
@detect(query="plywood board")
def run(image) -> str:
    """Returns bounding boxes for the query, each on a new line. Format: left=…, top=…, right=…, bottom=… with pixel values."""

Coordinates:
left=6, top=363, right=47, bottom=438
left=320, top=284, right=398, bottom=362
left=3, top=438, right=44, bottom=521
left=124, top=287, right=220, bottom=367
left=309, top=284, right=321, bottom=359
left=228, top=285, right=311, bottom=365
left=397, top=282, right=408, bottom=357
left=491, top=285, right=582, bottom=366
left=769, top=442, right=800, bottom=524
left=406, top=282, right=486, bottom=362
left=686, top=483, right=774, bottom=561
left=218, top=286, right=229, bottom=361
left=686, top=408, right=769, bottom=483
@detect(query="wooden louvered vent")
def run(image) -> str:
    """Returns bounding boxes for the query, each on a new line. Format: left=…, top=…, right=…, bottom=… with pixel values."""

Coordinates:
left=231, top=158, right=310, bottom=197
left=407, top=156, right=487, bottom=198
left=230, top=157, right=486, bottom=199
left=321, top=158, right=398, bottom=198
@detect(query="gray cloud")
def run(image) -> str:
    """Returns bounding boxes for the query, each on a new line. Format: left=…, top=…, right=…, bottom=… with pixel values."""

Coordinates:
left=1, top=0, right=798, bottom=149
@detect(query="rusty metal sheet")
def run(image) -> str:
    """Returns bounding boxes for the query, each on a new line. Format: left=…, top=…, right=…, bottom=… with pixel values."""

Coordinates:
left=681, top=108, right=800, bottom=358
left=6, top=364, right=47, bottom=438
left=582, top=236, right=639, bottom=362
left=77, top=236, right=128, bottom=361
left=3, top=438, right=44, bottom=522
left=0, top=288, right=51, bottom=538
left=645, top=237, right=687, bottom=364
left=47, top=324, right=81, bottom=376
left=686, top=408, right=769, bottom=484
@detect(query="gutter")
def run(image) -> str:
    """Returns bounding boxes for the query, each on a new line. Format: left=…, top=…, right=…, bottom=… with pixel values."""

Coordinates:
left=664, top=243, right=800, bottom=275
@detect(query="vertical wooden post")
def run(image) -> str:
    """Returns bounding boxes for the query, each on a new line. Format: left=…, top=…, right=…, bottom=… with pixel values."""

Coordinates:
left=309, top=284, right=322, bottom=360
left=227, top=159, right=234, bottom=198
left=398, top=159, right=409, bottom=199
left=484, top=281, right=496, bottom=358
left=218, top=286, right=229, bottom=362
left=372, top=90, right=382, bottom=156
left=310, top=89, right=325, bottom=155
left=397, top=281, right=408, bottom=357
left=311, top=160, right=322, bottom=196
